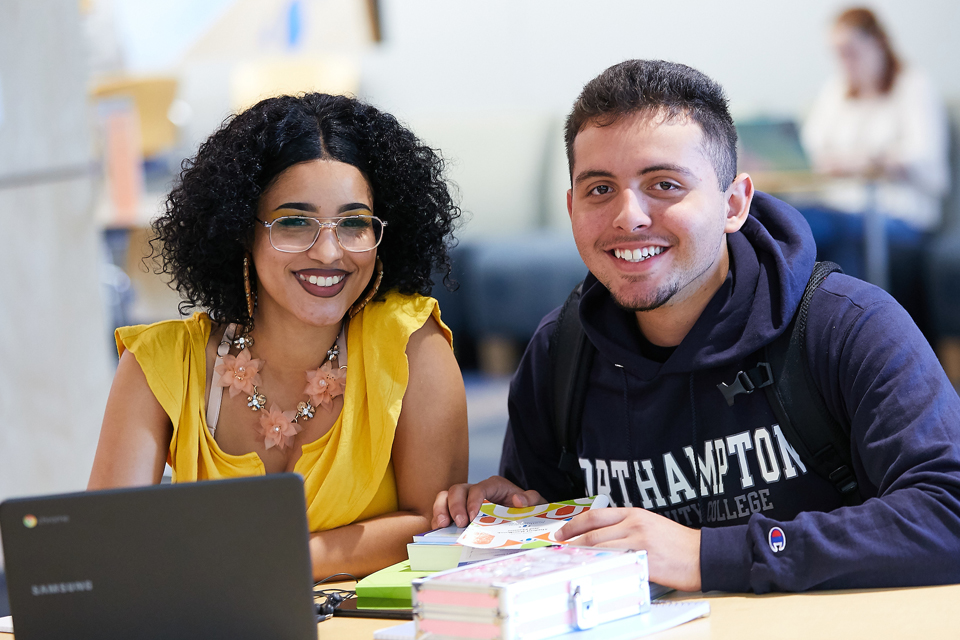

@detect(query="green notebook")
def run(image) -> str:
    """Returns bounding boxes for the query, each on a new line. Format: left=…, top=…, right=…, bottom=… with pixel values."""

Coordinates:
left=355, top=560, right=436, bottom=603
left=356, top=596, right=415, bottom=610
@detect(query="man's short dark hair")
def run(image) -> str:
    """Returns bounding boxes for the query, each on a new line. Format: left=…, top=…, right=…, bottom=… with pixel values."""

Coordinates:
left=565, top=60, right=738, bottom=190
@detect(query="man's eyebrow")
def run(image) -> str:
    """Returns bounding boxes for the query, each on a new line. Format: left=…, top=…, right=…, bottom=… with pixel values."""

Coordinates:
left=573, top=169, right=614, bottom=186
left=640, top=163, right=695, bottom=177
left=573, top=164, right=696, bottom=186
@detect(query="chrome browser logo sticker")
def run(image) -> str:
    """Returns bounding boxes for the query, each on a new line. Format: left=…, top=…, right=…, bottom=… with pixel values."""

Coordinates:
left=23, top=515, right=38, bottom=529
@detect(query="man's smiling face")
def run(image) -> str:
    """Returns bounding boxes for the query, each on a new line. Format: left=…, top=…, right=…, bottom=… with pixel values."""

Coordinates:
left=567, top=111, right=745, bottom=316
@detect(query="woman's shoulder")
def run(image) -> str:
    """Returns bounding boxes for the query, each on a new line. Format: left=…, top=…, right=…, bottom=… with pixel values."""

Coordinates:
left=892, top=66, right=938, bottom=98
left=115, top=312, right=212, bottom=360
left=360, top=291, right=452, bottom=345
left=364, top=291, right=436, bottom=322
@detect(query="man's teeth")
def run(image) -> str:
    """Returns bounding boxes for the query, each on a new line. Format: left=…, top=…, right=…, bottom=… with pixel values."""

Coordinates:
left=298, top=274, right=344, bottom=287
left=614, top=247, right=664, bottom=262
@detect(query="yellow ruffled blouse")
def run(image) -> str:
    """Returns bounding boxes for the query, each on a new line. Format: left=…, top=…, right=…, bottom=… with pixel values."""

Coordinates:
left=115, top=292, right=451, bottom=533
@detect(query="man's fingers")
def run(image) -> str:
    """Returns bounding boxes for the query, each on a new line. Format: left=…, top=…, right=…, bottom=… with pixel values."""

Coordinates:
left=466, top=476, right=517, bottom=522
left=431, top=490, right=451, bottom=528
left=519, top=489, right=545, bottom=506
left=434, top=477, right=536, bottom=528
left=465, top=484, right=492, bottom=524
left=556, top=508, right=628, bottom=541
left=444, top=483, right=472, bottom=528
left=576, top=527, right=632, bottom=548
left=506, top=488, right=545, bottom=509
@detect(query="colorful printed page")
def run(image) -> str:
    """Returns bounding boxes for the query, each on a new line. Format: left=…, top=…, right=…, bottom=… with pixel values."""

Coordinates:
left=457, top=496, right=609, bottom=549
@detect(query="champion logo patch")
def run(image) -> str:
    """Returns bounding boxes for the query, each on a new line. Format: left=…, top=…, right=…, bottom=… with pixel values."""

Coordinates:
left=768, top=526, right=786, bottom=552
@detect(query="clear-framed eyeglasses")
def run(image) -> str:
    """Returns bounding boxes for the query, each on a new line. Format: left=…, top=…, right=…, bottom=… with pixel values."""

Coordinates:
left=257, top=214, right=387, bottom=253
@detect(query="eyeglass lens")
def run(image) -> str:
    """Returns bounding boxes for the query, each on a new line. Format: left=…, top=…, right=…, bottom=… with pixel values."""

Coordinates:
left=270, top=216, right=383, bottom=252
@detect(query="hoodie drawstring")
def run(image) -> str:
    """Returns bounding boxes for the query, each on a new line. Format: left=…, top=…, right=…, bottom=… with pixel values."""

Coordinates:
left=619, top=366, right=632, bottom=458
left=690, top=373, right=705, bottom=528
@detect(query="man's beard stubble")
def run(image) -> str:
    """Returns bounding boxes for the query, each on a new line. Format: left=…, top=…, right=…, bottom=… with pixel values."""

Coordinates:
left=610, top=279, right=681, bottom=313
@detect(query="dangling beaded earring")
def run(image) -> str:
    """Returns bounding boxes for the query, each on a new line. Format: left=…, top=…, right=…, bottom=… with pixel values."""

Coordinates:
left=349, top=256, right=383, bottom=319
left=238, top=255, right=257, bottom=348
left=243, top=254, right=257, bottom=322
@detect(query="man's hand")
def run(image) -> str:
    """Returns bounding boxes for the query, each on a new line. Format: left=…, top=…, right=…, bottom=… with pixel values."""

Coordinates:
left=556, top=507, right=702, bottom=592
left=432, top=476, right=545, bottom=528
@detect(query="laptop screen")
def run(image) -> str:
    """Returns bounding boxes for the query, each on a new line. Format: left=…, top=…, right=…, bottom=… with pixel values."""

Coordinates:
left=736, top=118, right=811, bottom=173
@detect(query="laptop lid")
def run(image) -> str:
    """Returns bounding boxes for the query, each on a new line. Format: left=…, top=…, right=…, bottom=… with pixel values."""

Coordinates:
left=0, top=474, right=317, bottom=640
left=736, top=118, right=811, bottom=173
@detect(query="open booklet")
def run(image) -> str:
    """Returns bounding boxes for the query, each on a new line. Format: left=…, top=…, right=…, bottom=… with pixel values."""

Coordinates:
left=457, top=495, right=610, bottom=549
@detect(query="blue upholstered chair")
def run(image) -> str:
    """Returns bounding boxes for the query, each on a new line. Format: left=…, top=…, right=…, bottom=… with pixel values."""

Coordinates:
left=927, top=104, right=960, bottom=342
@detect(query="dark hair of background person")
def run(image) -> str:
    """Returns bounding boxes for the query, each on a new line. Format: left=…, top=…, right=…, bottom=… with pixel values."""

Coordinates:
left=151, top=93, right=461, bottom=327
left=835, top=7, right=901, bottom=97
left=564, top=59, right=738, bottom=191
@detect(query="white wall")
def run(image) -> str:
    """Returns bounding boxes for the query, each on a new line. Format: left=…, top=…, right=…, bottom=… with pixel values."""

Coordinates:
left=0, top=0, right=115, bottom=565
left=361, top=0, right=960, bottom=120
left=354, top=0, right=960, bottom=238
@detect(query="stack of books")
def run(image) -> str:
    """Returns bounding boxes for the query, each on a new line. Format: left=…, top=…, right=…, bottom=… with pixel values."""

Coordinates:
left=406, top=525, right=466, bottom=571
left=408, top=525, right=520, bottom=571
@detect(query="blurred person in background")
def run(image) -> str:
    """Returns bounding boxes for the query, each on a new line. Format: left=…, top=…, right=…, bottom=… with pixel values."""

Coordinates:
left=801, top=6, right=950, bottom=340
left=87, top=93, right=469, bottom=580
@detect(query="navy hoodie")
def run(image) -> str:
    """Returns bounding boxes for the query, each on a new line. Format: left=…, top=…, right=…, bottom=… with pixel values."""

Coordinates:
left=500, top=192, right=960, bottom=593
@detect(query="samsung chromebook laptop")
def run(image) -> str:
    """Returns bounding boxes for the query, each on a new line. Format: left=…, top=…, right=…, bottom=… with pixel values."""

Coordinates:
left=0, top=474, right=317, bottom=640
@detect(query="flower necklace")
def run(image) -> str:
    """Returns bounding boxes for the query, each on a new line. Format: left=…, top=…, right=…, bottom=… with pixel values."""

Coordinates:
left=213, top=325, right=346, bottom=451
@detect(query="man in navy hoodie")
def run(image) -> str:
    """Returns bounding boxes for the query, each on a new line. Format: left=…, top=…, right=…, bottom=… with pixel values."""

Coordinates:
left=433, top=60, right=960, bottom=593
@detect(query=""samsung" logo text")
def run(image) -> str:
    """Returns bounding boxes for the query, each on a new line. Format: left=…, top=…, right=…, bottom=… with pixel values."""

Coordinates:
left=31, top=580, right=93, bottom=596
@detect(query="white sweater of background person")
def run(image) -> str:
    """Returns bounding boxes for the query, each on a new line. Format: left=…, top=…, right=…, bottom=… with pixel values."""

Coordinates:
left=801, top=67, right=950, bottom=231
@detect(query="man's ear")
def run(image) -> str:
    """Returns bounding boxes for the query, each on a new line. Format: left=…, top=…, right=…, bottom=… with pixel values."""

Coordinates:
left=567, top=188, right=573, bottom=220
left=724, top=173, right=754, bottom=234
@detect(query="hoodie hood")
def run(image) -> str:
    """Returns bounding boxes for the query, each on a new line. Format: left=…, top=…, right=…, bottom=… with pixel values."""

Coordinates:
left=579, top=191, right=817, bottom=378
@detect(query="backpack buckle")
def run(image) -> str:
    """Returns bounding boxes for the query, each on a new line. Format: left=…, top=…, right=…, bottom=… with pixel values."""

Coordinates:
left=717, top=362, right=774, bottom=407
left=828, top=465, right=859, bottom=496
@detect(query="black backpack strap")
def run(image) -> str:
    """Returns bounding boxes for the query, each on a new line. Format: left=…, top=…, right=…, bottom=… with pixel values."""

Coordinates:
left=549, top=281, right=593, bottom=497
left=760, top=261, right=862, bottom=506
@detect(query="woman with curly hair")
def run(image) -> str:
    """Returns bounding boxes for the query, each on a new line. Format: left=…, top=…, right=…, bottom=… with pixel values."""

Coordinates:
left=88, top=93, right=469, bottom=579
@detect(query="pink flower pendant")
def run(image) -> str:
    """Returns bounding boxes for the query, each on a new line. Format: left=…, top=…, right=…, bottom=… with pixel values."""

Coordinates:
left=304, top=361, right=346, bottom=411
left=259, top=404, right=302, bottom=450
left=215, top=349, right=264, bottom=398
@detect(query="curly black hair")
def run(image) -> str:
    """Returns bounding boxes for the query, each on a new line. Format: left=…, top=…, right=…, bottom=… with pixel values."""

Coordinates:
left=152, top=93, right=461, bottom=326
